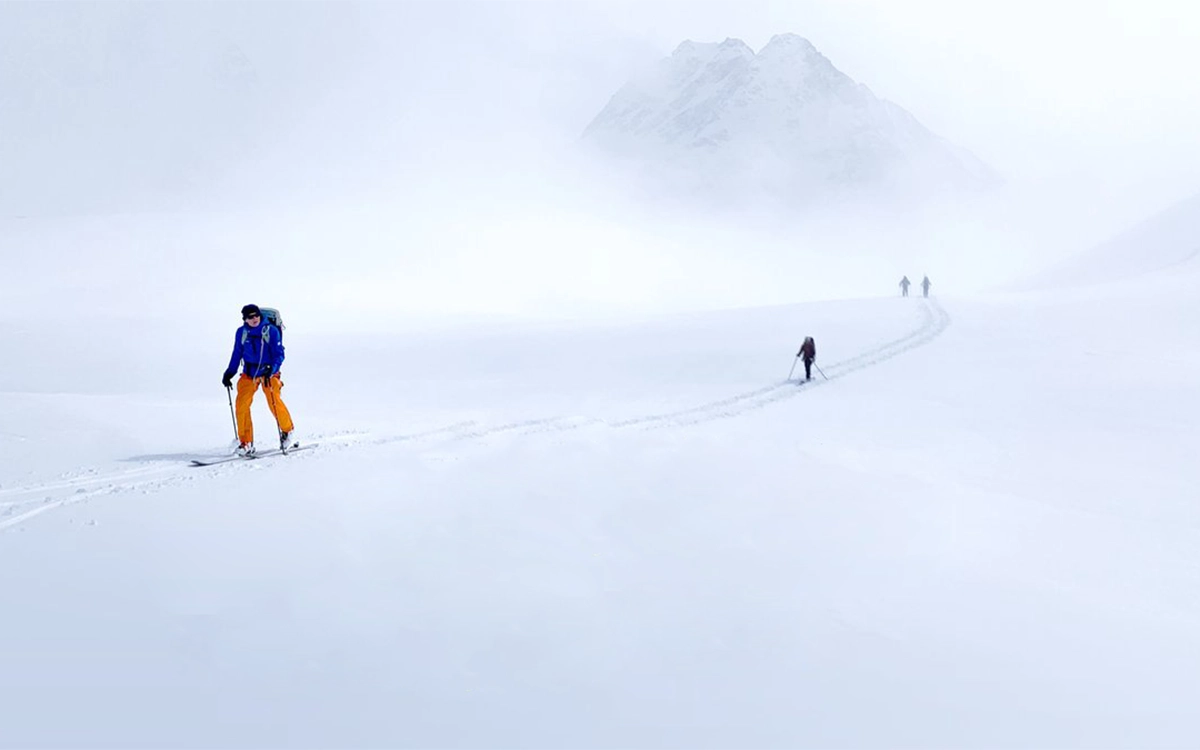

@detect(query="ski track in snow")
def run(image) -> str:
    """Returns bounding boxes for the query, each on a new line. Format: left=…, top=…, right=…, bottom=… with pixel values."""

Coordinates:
left=0, top=300, right=949, bottom=531
left=620, top=297, right=950, bottom=429
left=0, top=464, right=176, bottom=501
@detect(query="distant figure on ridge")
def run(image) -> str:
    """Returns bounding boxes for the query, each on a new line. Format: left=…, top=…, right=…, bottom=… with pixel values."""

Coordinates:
left=899, top=276, right=911, bottom=297
left=921, top=275, right=932, bottom=298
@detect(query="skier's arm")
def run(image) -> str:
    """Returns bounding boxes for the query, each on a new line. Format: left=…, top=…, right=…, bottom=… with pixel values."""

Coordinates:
left=226, top=330, right=243, bottom=375
left=271, top=329, right=286, bottom=371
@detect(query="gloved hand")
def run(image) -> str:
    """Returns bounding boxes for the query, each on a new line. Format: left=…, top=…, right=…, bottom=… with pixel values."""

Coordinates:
left=258, top=364, right=274, bottom=384
left=222, top=371, right=234, bottom=388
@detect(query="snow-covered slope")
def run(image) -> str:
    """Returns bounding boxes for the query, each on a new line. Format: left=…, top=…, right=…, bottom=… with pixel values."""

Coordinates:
left=1023, top=189, right=1200, bottom=289
left=3, top=248, right=1199, bottom=745
left=583, top=33, right=998, bottom=206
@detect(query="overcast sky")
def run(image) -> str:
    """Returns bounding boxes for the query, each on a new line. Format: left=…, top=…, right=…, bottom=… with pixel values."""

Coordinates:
left=1, top=1, right=1197, bottom=319
left=5, top=1, right=1197, bottom=210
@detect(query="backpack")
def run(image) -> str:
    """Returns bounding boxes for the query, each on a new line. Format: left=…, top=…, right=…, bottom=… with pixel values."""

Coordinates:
left=260, top=307, right=284, bottom=332
left=242, top=307, right=285, bottom=345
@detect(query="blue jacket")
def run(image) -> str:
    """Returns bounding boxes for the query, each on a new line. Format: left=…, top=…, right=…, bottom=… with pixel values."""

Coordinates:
left=226, top=322, right=284, bottom=379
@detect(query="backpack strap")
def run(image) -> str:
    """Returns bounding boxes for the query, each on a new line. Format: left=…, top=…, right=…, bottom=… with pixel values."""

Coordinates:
left=240, top=325, right=271, bottom=346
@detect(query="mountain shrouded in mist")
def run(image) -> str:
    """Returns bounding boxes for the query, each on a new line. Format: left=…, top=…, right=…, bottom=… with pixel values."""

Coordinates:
left=582, top=33, right=998, bottom=207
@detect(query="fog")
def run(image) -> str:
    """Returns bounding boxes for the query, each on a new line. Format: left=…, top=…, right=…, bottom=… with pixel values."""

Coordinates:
left=2, top=1, right=1198, bottom=328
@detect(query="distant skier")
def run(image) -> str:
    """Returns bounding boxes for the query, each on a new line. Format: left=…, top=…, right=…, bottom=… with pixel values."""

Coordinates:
left=798, top=336, right=816, bottom=381
left=899, top=276, right=911, bottom=297
left=221, top=304, right=295, bottom=456
left=921, top=275, right=932, bottom=298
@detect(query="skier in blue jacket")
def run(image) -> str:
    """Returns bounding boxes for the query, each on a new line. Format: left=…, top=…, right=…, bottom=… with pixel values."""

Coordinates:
left=221, top=304, right=294, bottom=455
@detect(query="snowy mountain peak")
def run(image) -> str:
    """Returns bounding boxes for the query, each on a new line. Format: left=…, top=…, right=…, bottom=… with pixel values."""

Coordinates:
left=583, top=33, right=998, bottom=208
left=759, top=32, right=821, bottom=57
left=717, top=37, right=754, bottom=55
left=671, top=37, right=753, bottom=61
left=755, top=33, right=842, bottom=80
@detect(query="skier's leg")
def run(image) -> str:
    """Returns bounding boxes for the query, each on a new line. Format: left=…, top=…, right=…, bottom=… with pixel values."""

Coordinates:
left=263, top=376, right=295, bottom=434
left=235, top=374, right=258, bottom=444
left=805, top=360, right=812, bottom=380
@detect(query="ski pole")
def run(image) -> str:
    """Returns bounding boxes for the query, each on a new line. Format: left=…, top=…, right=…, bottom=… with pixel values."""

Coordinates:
left=815, top=363, right=828, bottom=380
left=787, top=356, right=799, bottom=381
left=226, top=385, right=238, bottom=440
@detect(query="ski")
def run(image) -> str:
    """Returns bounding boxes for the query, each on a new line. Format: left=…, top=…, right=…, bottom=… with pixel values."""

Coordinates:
left=190, top=443, right=315, bottom=467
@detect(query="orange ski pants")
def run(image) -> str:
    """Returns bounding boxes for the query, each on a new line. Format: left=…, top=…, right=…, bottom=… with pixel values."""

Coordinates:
left=235, top=374, right=294, bottom=445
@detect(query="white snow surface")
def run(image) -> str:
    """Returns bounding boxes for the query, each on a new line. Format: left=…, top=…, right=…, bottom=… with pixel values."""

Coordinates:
left=2, top=255, right=1200, bottom=747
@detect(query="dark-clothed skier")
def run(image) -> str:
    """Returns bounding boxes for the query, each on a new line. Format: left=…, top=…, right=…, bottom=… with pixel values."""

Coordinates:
left=798, top=336, right=816, bottom=381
